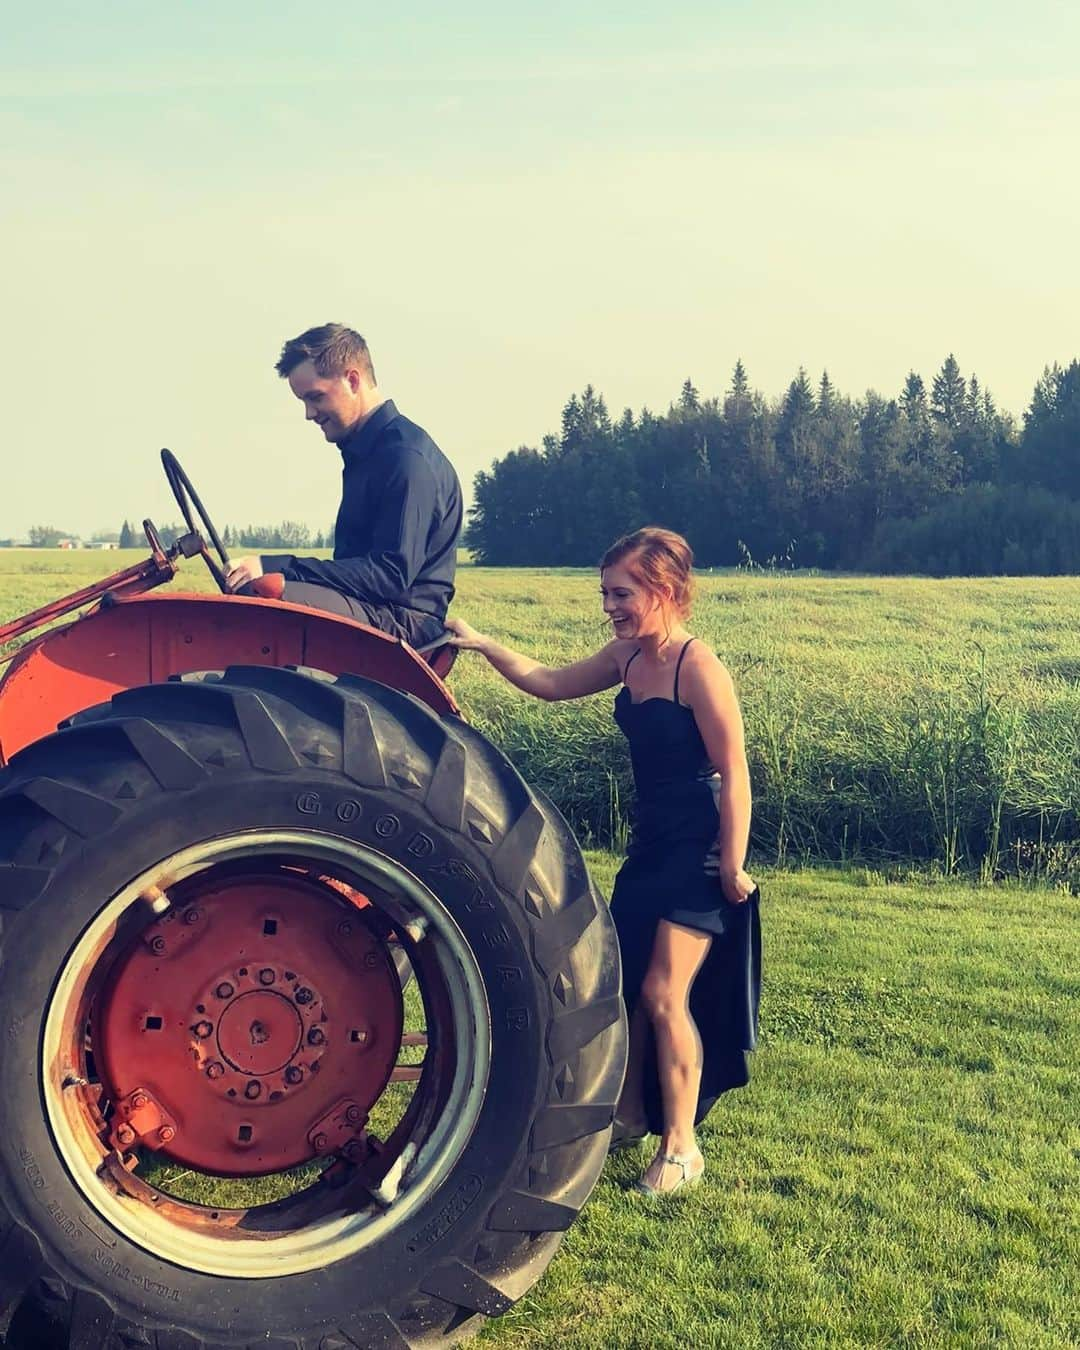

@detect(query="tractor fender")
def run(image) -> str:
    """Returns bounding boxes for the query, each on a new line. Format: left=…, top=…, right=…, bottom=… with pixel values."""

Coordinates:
left=0, top=592, right=458, bottom=764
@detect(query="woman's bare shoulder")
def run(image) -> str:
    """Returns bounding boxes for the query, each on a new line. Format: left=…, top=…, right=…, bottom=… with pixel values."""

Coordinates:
left=681, top=638, right=735, bottom=693
left=608, top=636, right=640, bottom=664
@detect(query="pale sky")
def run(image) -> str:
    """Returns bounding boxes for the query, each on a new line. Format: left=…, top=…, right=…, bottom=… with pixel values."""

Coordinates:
left=2, top=0, right=1077, bottom=538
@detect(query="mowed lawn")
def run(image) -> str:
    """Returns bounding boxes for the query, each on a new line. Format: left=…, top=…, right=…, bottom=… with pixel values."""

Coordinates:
left=480, top=857, right=1078, bottom=1350
left=1, top=554, right=1078, bottom=1346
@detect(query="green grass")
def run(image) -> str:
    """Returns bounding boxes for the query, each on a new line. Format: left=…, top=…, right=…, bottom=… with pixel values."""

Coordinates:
left=448, top=569, right=1080, bottom=884
left=3, top=554, right=1079, bottom=879
left=476, top=856, right=1078, bottom=1350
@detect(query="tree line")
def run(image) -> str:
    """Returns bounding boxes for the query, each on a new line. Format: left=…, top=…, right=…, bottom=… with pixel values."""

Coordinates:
left=123, top=522, right=337, bottom=551
left=13, top=522, right=337, bottom=551
left=465, top=357, right=1080, bottom=574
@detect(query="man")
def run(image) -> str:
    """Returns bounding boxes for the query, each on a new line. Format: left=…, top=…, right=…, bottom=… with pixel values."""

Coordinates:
left=226, top=324, right=462, bottom=648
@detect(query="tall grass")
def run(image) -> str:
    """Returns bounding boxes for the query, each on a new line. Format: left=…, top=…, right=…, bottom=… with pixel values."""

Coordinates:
left=449, top=572, right=1080, bottom=886
left=2, top=555, right=1078, bottom=883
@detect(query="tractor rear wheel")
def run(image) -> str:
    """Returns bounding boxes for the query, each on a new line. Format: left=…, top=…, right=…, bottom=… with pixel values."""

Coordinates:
left=0, top=666, right=625, bottom=1349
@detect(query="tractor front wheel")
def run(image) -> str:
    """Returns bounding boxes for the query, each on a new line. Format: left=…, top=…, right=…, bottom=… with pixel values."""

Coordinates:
left=0, top=667, right=625, bottom=1349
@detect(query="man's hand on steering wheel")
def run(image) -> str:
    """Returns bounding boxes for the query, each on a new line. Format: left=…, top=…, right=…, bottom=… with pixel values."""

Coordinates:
left=225, top=556, right=265, bottom=592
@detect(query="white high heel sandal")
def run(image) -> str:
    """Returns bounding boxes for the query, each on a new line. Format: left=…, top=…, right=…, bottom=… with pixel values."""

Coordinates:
left=635, top=1149, right=704, bottom=1196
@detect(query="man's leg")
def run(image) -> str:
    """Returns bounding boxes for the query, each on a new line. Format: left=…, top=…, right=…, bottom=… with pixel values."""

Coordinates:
left=280, top=581, right=415, bottom=641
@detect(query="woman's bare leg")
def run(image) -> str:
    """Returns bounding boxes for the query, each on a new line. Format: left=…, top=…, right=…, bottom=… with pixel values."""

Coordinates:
left=638, top=920, right=712, bottom=1184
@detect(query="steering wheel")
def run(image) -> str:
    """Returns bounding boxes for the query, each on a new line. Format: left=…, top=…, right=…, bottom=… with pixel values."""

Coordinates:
left=160, top=449, right=231, bottom=592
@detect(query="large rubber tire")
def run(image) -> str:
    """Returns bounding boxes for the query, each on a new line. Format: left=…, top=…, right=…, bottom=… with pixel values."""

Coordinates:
left=0, top=666, right=626, bottom=1349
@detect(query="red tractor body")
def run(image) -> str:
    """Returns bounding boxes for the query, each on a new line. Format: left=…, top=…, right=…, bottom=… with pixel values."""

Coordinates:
left=0, top=590, right=457, bottom=765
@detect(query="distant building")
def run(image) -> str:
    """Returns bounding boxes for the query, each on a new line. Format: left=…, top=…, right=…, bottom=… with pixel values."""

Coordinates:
left=84, top=541, right=119, bottom=550
left=58, top=539, right=81, bottom=550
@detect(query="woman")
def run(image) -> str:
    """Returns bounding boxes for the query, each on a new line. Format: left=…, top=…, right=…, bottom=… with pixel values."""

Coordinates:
left=445, top=527, right=760, bottom=1196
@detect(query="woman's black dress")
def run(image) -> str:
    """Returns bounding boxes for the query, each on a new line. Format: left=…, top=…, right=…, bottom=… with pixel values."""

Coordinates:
left=611, top=640, right=761, bottom=1134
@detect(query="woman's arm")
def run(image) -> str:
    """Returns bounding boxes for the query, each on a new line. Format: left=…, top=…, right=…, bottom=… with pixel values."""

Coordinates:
left=680, top=648, right=755, bottom=903
left=444, top=617, right=623, bottom=702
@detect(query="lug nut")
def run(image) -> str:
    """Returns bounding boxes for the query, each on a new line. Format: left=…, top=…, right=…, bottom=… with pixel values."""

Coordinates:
left=294, top=986, right=314, bottom=1005
left=150, top=937, right=166, bottom=955
left=184, top=908, right=201, bottom=925
left=244, top=1080, right=262, bottom=1100
left=206, top=1062, right=225, bottom=1080
left=284, top=1066, right=303, bottom=1085
left=158, top=1125, right=176, bottom=1144
left=215, top=982, right=234, bottom=1000
left=193, top=1020, right=213, bottom=1039
left=116, top=1124, right=136, bottom=1146
left=307, top=1027, right=326, bottom=1047
left=364, top=951, right=379, bottom=968
left=345, top=1105, right=362, bottom=1125
left=313, top=1133, right=329, bottom=1152
left=337, top=921, right=353, bottom=937
left=258, top=967, right=275, bottom=986
left=131, top=1092, right=149, bottom=1111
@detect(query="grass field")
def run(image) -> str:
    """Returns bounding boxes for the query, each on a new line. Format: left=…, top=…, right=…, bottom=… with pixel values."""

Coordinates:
left=8, top=551, right=1077, bottom=882
left=472, top=856, right=1078, bottom=1350
left=1, top=553, right=1077, bottom=1345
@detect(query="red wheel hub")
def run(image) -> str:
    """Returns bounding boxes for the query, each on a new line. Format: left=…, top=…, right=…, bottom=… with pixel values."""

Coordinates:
left=217, top=991, right=302, bottom=1075
left=94, top=873, right=404, bottom=1176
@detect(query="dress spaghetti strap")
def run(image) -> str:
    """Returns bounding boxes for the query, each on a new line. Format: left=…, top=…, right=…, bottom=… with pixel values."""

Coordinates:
left=623, top=647, right=642, bottom=683
left=673, top=638, right=695, bottom=705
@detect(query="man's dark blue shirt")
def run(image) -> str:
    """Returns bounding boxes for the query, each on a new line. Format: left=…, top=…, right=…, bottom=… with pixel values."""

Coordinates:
left=262, top=401, right=462, bottom=639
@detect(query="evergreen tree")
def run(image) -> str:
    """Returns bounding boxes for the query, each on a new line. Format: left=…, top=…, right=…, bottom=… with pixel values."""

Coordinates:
left=118, top=519, right=136, bottom=549
left=931, top=354, right=966, bottom=429
left=900, top=372, right=929, bottom=432
left=776, top=368, right=817, bottom=469
left=1014, top=360, right=1080, bottom=497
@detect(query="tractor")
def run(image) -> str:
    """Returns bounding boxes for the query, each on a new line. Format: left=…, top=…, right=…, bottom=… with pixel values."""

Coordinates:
left=0, top=452, right=626, bottom=1349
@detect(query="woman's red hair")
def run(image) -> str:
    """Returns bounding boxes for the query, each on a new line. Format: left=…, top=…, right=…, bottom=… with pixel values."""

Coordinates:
left=600, top=527, right=694, bottom=619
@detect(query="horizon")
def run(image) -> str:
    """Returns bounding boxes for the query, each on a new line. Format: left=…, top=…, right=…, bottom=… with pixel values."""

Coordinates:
left=3, top=1, right=1077, bottom=538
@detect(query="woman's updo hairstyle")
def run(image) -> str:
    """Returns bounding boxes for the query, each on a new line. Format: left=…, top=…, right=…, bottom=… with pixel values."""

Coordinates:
left=599, top=527, right=695, bottom=619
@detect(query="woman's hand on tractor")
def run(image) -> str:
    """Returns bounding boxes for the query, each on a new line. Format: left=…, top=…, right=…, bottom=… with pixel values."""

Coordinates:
left=443, top=616, right=490, bottom=652
left=226, top=556, right=264, bottom=592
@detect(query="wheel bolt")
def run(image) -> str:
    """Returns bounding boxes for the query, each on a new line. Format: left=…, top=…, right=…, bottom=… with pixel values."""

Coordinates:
left=244, top=1080, right=262, bottom=1100
left=345, top=1105, right=362, bottom=1125
left=337, top=921, right=353, bottom=937
left=364, top=951, right=379, bottom=968
left=313, top=1133, right=329, bottom=1151
left=284, top=1066, right=303, bottom=1085
left=159, top=1125, right=176, bottom=1144
left=184, top=908, right=201, bottom=925
left=206, top=1062, right=225, bottom=1080
left=258, top=968, right=275, bottom=986
left=193, top=1020, right=213, bottom=1039
left=131, top=1092, right=149, bottom=1111
left=307, top=1027, right=326, bottom=1046
left=294, top=986, right=314, bottom=1005
left=150, top=937, right=166, bottom=955
left=116, top=1124, right=135, bottom=1146
left=215, top=982, right=234, bottom=999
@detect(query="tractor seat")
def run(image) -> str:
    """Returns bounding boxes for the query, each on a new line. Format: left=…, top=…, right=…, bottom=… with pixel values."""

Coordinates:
left=419, top=638, right=457, bottom=681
